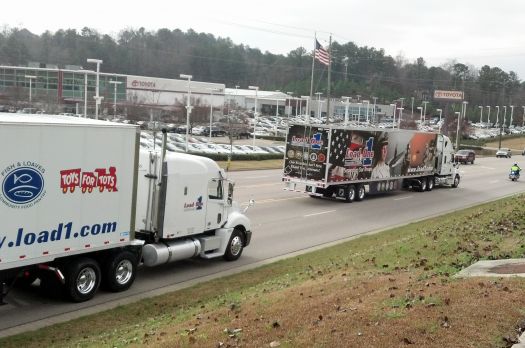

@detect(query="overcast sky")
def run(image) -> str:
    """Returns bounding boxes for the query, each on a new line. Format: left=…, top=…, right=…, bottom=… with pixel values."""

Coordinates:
left=4, top=0, right=525, bottom=77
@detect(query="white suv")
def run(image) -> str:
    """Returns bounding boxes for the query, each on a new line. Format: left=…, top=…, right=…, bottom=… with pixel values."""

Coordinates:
left=496, top=148, right=512, bottom=158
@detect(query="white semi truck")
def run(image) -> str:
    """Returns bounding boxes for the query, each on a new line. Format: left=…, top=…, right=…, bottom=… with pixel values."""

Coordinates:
left=282, top=124, right=460, bottom=201
left=0, top=114, right=252, bottom=302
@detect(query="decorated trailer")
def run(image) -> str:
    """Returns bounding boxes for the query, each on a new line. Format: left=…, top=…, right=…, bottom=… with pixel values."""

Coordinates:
left=282, top=123, right=460, bottom=202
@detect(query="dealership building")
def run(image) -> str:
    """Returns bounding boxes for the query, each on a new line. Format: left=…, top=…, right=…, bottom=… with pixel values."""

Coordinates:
left=0, top=64, right=393, bottom=121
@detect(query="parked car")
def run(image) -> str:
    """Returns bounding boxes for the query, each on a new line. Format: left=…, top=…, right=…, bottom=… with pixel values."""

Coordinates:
left=454, top=149, right=476, bottom=164
left=496, top=148, right=512, bottom=158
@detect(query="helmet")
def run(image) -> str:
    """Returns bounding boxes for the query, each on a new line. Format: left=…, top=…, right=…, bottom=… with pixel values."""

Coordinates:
left=514, top=162, right=518, bottom=166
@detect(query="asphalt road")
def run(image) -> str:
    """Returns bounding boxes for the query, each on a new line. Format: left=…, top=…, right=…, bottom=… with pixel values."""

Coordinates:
left=1, top=156, right=525, bottom=337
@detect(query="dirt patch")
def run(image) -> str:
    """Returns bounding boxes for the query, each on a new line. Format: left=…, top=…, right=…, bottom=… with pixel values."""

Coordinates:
left=134, top=272, right=525, bottom=348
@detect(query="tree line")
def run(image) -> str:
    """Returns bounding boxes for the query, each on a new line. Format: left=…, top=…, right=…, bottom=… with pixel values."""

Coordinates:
left=0, top=26, right=524, bottom=122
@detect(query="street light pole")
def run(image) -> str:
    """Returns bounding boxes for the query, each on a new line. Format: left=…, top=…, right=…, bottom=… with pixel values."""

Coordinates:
left=109, top=80, right=122, bottom=118
left=363, top=100, right=370, bottom=124
left=455, top=111, right=461, bottom=150
left=206, top=88, right=219, bottom=140
left=478, top=106, right=483, bottom=124
left=417, top=106, right=423, bottom=123
left=315, top=92, right=322, bottom=120
left=249, top=86, right=259, bottom=148
left=503, top=106, right=507, bottom=130
left=522, top=106, right=525, bottom=128
left=342, top=96, right=350, bottom=126
left=422, top=101, right=429, bottom=122
left=301, top=96, right=310, bottom=123
left=495, top=106, right=500, bottom=126
left=180, top=74, right=193, bottom=153
left=25, top=75, right=36, bottom=113
left=436, top=108, right=442, bottom=123
left=390, top=103, right=396, bottom=129
left=286, top=91, right=293, bottom=118
left=486, top=106, right=491, bottom=126
left=372, top=96, right=378, bottom=123
left=397, top=107, right=403, bottom=128
left=398, top=98, right=405, bottom=128
left=357, top=102, right=362, bottom=125
left=87, top=59, right=103, bottom=120
left=510, top=105, right=514, bottom=128
left=411, top=97, right=414, bottom=117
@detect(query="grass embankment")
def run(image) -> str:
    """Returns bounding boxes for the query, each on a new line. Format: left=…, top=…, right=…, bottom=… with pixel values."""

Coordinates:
left=217, top=159, right=283, bottom=171
left=3, top=196, right=525, bottom=347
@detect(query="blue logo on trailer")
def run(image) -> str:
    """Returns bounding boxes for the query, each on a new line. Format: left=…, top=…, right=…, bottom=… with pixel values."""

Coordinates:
left=311, top=133, right=323, bottom=150
left=2, top=167, right=44, bottom=204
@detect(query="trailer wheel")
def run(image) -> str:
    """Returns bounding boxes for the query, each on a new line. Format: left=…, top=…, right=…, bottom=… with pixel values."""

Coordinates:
left=65, top=257, right=101, bottom=302
left=426, top=176, right=434, bottom=191
left=452, top=175, right=460, bottom=188
left=103, top=251, right=137, bottom=292
left=224, top=228, right=244, bottom=261
left=417, top=178, right=427, bottom=192
left=345, top=185, right=356, bottom=203
left=355, top=184, right=366, bottom=201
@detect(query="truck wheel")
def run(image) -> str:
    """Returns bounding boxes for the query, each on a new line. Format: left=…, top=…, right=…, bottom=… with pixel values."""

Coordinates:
left=65, top=257, right=101, bottom=302
left=418, top=178, right=427, bottom=192
left=224, top=228, right=244, bottom=261
left=103, top=251, right=137, bottom=292
left=426, top=177, right=434, bottom=191
left=355, top=184, right=366, bottom=201
left=345, top=185, right=356, bottom=203
left=452, top=175, right=460, bottom=188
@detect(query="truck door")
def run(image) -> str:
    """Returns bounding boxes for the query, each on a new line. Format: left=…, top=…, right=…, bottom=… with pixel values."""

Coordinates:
left=205, top=178, right=226, bottom=231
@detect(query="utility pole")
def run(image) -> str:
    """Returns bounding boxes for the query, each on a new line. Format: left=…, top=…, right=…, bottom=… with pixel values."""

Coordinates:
left=326, top=35, right=332, bottom=124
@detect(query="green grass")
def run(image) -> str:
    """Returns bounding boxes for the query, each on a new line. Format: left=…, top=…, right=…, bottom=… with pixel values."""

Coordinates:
left=2, top=194, right=525, bottom=347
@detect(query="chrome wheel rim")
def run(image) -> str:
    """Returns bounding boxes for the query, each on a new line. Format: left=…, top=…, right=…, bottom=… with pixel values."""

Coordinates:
left=76, top=268, right=96, bottom=295
left=115, top=260, right=133, bottom=285
left=230, top=235, right=243, bottom=256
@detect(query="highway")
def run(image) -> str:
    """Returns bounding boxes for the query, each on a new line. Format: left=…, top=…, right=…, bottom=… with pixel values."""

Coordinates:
left=1, top=156, right=525, bottom=337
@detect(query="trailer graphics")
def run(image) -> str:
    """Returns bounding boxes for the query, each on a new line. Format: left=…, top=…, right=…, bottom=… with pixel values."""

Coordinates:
left=284, top=125, right=329, bottom=181
left=60, top=166, right=118, bottom=194
left=284, top=125, right=439, bottom=183
left=0, top=221, right=119, bottom=251
left=1, top=163, right=46, bottom=208
left=283, top=123, right=459, bottom=201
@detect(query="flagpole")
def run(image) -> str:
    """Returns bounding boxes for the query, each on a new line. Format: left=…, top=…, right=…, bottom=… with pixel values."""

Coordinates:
left=309, top=33, right=316, bottom=119
left=326, top=34, right=332, bottom=125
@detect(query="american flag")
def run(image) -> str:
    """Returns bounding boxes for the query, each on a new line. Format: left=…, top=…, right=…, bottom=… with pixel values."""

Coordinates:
left=330, top=129, right=349, bottom=167
left=315, top=40, right=330, bottom=66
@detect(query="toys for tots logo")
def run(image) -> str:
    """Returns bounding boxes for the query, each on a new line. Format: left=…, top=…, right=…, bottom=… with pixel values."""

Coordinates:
left=60, top=166, right=118, bottom=194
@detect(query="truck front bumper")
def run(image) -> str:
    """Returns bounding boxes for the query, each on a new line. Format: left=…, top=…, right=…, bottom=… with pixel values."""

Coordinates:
left=244, top=230, right=252, bottom=247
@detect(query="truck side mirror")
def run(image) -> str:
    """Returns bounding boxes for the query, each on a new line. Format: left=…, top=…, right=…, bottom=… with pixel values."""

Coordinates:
left=243, top=199, right=255, bottom=213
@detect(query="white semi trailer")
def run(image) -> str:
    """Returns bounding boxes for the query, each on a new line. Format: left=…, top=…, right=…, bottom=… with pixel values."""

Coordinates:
left=0, top=114, right=252, bottom=302
left=282, top=124, right=460, bottom=201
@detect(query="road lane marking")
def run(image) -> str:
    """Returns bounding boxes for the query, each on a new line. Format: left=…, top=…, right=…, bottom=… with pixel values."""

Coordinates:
left=394, top=196, right=413, bottom=201
left=244, top=175, right=271, bottom=179
left=304, top=210, right=336, bottom=217
left=479, top=166, right=495, bottom=170
left=489, top=180, right=499, bottom=184
left=238, top=183, right=283, bottom=189
left=241, top=196, right=306, bottom=205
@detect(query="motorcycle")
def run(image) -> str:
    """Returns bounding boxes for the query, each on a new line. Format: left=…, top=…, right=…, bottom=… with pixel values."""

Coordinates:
left=509, top=170, right=520, bottom=181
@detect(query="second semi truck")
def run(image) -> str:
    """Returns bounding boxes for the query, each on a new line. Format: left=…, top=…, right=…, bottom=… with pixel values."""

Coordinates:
left=282, top=123, right=460, bottom=201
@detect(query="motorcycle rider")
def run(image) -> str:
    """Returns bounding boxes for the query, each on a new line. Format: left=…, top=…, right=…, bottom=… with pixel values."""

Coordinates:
left=511, top=162, right=521, bottom=176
